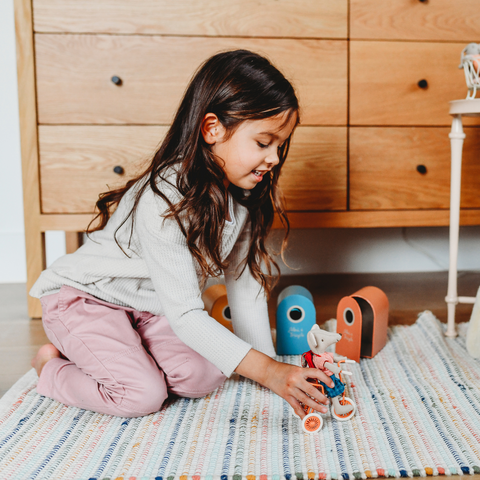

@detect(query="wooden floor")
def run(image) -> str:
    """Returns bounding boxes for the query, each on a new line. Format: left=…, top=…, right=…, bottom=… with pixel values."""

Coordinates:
left=1, top=273, right=479, bottom=480
left=0, top=283, right=49, bottom=398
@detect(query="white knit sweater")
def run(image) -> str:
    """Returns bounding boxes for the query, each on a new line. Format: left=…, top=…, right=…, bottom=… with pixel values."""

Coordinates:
left=30, top=171, right=276, bottom=377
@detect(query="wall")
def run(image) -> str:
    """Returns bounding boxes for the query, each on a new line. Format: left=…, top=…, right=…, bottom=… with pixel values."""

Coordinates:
left=1, top=0, right=479, bottom=283
left=1, top=0, right=26, bottom=283
left=274, top=226, right=480, bottom=275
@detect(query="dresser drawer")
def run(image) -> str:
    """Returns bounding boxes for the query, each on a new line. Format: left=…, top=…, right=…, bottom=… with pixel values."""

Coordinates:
left=39, top=126, right=167, bottom=214
left=349, top=127, right=480, bottom=210
left=33, top=0, right=347, bottom=38
left=351, top=0, right=480, bottom=42
left=280, top=127, right=347, bottom=211
left=35, top=35, right=347, bottom=126
left=39, top=126, right=346, bottom=214
left=350, top=41, right=480, bottom=126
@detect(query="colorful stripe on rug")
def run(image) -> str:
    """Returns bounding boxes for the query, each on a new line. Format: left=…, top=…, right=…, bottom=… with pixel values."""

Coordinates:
left=0, top=311, right=479, bottom=480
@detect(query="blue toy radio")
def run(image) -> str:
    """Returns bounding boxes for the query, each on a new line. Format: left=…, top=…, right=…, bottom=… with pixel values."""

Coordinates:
left=276, top=285, right=316, bottom=355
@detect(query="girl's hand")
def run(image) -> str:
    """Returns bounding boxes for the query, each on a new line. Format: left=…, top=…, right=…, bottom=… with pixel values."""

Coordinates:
left=235, top=349, right=333, bottom=418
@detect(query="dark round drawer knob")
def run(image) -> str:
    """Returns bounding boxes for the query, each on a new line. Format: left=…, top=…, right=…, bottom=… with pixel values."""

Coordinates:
left=417, top=79, right=428, bottom=89
left=111, top=76, right=123, bottom=86
left=113, top=165, right=124, bottom=175
left=418, top=0, right=428, bottom=3
left=416, top=165, right=427, bottom=174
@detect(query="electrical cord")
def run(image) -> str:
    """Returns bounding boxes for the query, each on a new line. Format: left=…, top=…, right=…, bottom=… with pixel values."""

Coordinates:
left=401, top=227, right=447, bottom=270
left=401, top=227, right=480, bottom=276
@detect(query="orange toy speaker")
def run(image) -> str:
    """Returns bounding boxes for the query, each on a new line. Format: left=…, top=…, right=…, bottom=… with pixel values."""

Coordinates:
left=202, top=284, right=234, bottom=332
left=335, top=286, right=389, bottom=362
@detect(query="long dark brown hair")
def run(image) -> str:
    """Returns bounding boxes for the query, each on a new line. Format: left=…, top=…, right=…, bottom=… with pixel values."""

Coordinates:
left=88, top=49, right=299, bottom=296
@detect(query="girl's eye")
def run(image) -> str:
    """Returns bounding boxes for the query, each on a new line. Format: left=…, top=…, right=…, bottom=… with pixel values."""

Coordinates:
left=257, top=142, right=268, bottom=149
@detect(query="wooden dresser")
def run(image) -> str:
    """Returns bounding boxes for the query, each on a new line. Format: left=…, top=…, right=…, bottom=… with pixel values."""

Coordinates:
left=15, top=0, right=480, bottom=317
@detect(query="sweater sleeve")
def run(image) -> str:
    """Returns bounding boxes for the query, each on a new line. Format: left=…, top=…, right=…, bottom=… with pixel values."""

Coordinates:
left=224, top=222, right=276, bottom=358
left=134, top=190, right=252, bottom=377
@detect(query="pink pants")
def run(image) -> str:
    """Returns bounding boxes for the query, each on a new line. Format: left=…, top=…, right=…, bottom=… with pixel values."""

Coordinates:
left=38, top=286, right=226, bottom=417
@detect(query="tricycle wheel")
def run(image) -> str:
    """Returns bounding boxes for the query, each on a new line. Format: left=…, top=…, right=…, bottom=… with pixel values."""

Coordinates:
left=302, top=413, right=323, bottom=433
left=331, top=397, right=356, bottom=421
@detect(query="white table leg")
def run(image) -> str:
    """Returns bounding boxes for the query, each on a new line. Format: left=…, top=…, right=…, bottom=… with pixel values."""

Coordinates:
left=445, top=115, right=466, bottom=337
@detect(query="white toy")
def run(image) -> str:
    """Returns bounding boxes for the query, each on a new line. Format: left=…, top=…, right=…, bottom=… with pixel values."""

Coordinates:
left=459, top=43, right=480, bottom=99
left=297, top=324, right=356, bottom=433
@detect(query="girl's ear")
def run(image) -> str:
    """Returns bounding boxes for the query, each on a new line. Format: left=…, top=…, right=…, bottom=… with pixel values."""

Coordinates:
left=201, top=113, right=225, bottom=145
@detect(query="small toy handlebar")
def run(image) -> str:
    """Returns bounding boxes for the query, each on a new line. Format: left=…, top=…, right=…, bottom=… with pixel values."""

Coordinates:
left=338, top=359, right=355, bottom=376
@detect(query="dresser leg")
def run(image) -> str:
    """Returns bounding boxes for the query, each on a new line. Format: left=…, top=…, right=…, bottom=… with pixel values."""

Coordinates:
left=25, top=230, right=46, bottom=319
left=445, top=115, right=465, bottom=338
left=14, top=0, right=44, bottom=319
left=65, top=232, right=84, bottom=254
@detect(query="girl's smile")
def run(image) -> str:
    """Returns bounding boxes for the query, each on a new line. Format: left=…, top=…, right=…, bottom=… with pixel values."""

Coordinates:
left=202, top=110, right=297, bottom=190
left=252, top=169, right=267, bottom=182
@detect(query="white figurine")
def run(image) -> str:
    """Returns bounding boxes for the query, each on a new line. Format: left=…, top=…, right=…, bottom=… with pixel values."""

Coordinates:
left=459, top=43, right=480, bottom=99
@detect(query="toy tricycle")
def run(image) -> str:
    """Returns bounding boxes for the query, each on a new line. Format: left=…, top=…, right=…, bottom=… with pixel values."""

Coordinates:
left=300, top=359, right=356, bottom=433
left=296, top=324, right=357, bottom=433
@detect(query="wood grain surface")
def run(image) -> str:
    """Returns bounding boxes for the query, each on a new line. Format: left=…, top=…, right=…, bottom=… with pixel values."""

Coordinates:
left=37, top=208, right=480, bottom=233
left=35, top=35, right=347, bottom=126
left=350, top=127, right=480, bottom=210
left=38, top=125, right=346, bottom=214
left=38, top=126, right=167, bottom=213
left=32, top=0, right=347, bottom=38
left=351, top=0, right=480, bottom=42
left=280, top=127, right=347, bottom=211
left=350, top=41, right=480, bottom=126
left=271, top=209, right=480, bottom=229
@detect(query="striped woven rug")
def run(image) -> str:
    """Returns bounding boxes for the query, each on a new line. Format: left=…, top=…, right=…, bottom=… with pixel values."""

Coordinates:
left=0, top=311, right=479, bottom=480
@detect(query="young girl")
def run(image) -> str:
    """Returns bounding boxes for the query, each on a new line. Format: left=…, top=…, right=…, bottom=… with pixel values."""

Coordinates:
left=30, top=49, right=334, bottom=419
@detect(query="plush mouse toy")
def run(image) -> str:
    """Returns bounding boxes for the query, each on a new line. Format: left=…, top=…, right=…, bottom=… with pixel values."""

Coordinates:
left=302, top=324, right=354, bottom=417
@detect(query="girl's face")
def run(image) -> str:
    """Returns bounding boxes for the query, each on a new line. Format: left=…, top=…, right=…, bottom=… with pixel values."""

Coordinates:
left=202, top=110, right=297, bottom=190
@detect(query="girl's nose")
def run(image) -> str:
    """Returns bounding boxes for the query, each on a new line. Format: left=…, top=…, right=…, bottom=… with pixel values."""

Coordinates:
left=266, top=150, right=280, bottom=166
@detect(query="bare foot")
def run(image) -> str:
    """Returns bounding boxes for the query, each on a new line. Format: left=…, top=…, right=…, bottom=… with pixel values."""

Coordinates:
left=31, top=344, right=62, bottom=377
